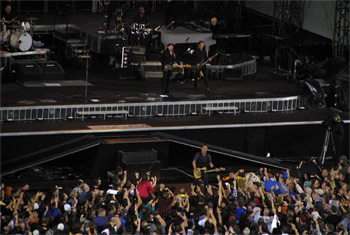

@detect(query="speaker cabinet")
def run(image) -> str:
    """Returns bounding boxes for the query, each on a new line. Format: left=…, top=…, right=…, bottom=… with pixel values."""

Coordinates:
left=16, top=62, right=44, bottom=81
left=118, top=149, right=160, bottom=178
left=38, top=61, right=65, bottom=80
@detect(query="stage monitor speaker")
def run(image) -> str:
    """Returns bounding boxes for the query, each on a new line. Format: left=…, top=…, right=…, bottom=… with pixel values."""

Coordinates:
left=118, top=149, right=160, bottom=178
left=225, top=68, right=243, bottom=80
left=16, top=62, right=44, bottom=81
left=38, top=61, right=65, bottom=80
left=141, top=61, right=163, bottom=79
left=131, top=54, right=146, bottom=64
left=130, top=46, right=146, bottom=55
left=146, top=53, right=162, bottom=61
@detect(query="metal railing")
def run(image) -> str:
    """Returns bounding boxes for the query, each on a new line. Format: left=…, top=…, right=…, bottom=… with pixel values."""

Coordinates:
left=275, top=47, right=302, bottom=79
left=0, top=96, right=301, bottom=122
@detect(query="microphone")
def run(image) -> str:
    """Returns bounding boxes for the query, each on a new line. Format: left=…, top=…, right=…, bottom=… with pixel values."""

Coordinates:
left=165, top=21, right=175, bottom=29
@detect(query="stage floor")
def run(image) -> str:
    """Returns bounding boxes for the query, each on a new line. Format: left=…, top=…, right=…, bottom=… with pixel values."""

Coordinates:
left=1, top=62, right=348, bottom=136
left=2, top=65, right=302, bottom=107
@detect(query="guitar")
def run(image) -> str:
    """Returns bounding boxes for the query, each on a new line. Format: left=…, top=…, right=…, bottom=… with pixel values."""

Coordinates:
left=193, top=167, right=226, bottom=179
left=196, top=52, right=219, bottom=71
left=164, top=64, right=192, bottom=71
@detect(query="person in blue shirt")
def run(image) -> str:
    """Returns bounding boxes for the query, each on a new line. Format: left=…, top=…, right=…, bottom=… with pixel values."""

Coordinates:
left=93, top=208, right=108, bottom=233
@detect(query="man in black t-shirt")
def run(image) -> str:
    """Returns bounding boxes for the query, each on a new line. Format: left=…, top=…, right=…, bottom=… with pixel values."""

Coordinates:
left=132, top=6, right=150, bottom=27
left=210, top=17, right=220, bottom=35
left=1, top=3, right=20, bottom=28
left=192, top=145, right=217, bottom=186
left=161, top=43, right=182, bottom=94
left=193, top=41, right=212, bottom=91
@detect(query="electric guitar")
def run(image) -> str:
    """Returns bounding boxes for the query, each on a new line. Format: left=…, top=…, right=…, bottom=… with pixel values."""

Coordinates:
left=196, top=52, right=219, bottom=71
left=164, top=64, right=192, bottom=71
left=193, top=167, right=226, bottom=179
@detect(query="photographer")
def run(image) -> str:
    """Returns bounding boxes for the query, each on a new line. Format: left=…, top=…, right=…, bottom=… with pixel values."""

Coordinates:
left=327, top=114, right=344, bottom=167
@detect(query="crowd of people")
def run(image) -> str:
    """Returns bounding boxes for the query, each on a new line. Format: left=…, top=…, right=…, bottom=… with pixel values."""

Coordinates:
left=0, top=153, right=349, bottom=235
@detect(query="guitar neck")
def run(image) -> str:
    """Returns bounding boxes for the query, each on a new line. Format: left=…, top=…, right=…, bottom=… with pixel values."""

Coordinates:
left=206, top=169, right=218, bottom=173
left=198, top=54, right=218, bottom=68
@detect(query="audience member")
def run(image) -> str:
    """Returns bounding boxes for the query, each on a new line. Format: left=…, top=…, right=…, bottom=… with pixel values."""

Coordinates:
left=0, top=157, right=349, bottom=234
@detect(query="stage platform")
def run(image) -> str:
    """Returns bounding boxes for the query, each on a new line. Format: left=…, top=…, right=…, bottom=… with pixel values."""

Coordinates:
left=1, top=62, right=349, bottom=137
left=1, top=63, right=303, bottom=121
left=1, top=11, right=348, bottom=137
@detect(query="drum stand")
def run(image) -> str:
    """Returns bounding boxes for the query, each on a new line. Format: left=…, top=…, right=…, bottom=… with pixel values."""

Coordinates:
left=319, top=127, right=336, bottom=165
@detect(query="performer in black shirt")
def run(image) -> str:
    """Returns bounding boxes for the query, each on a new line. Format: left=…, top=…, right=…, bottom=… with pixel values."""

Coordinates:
left=105, top=1, right=121, bottom=31
left=193, top=41, right=212, bottom=91
left=1, top=3, right=20, bottom=28
left=210, top=17, right=221, bottom=35
left=132, top=6, right=150, bottom=26
left=161, top=43, right=182, bottom=94
left=192, top=145, right=218, bottom=186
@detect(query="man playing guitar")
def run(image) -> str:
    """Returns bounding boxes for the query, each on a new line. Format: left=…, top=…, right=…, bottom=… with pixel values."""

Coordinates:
left=192, top=145, right=219, bottom=187
left=193, top=41, right=215, bottom=92
left=161, top=43, right=183, bottom=94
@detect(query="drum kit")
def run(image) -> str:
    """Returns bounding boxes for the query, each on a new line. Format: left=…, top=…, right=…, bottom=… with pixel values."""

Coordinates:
left=0, top=17, right=37, bottom=52
left=129, top=23, right=152, bottom=47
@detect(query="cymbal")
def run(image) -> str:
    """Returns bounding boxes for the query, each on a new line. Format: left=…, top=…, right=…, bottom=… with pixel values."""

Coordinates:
left=7, top=24, right=20, bottom=28
left=26, top=17, right=38, bottom=21
left=78, top=55, right=92, bottom=58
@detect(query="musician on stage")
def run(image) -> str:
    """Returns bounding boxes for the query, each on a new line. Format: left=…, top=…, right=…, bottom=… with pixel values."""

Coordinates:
left=193, top=41, right=212, bottom=91
left=1, top=3, right=20, bottom=28
left=132, top=6, right=150, bottom=26
left=210, top=17, right=221, bottom=35
left=161, top=43, right=182, bottom=94
left=192, top=145, right=218, bottom=187
left=105, top=1, right=122, bottom=31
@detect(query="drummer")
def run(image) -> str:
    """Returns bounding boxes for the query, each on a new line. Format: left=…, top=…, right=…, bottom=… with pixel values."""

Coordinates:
left=1, top=3, right=20, bottom=28
left=132, top=6, right=150, bottom=27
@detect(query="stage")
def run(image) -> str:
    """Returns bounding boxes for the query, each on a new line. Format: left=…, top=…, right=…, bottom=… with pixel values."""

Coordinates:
left=1, top=7, right=349, bottom=188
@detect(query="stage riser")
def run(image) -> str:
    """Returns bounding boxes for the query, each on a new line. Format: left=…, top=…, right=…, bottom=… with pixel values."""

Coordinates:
left=0, top=96, right=301, bottom=122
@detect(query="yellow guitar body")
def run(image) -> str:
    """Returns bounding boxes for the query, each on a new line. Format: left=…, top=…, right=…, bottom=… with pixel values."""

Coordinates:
left=193, top=167, right=207, bottom=179
left=193, top=167, right=225, bottom=179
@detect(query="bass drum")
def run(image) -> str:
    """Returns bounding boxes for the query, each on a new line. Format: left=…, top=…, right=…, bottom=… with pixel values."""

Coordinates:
left=10, top=31, right=32, bottom=51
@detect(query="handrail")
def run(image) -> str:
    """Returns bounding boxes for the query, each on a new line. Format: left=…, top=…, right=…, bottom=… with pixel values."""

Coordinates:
left=276, top=47, right=301, bottom=61
left=275, top=47, right=302, bottom=79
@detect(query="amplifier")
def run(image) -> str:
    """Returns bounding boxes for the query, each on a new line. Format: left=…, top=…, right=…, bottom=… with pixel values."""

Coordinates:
left=38, top=61, right=65, bottom=80
left=140, top=61, right=184, bottom=80
left=16, top=62, right=44, bottom=81
left=141, top=61, right=163, bottom=79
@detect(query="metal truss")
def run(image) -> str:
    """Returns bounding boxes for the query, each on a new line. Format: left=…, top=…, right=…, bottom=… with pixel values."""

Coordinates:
left=273, top=0, right=305, bottom=38
left=333, top=0, right=349, bottom=61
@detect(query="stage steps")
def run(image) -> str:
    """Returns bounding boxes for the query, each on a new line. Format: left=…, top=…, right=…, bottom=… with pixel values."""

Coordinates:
left=52, top=26, right=89, bottom=63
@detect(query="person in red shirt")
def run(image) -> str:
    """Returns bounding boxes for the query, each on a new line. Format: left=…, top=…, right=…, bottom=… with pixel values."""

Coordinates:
left=137, top=174, right=154, bottom=203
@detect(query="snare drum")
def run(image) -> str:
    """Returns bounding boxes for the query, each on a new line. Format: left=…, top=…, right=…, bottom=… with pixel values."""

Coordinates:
left=10, top=30, right=33, bottom=51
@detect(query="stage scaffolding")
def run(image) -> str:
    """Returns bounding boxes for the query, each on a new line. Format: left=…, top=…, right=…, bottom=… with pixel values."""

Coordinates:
left=333, top=0, right=349, bottom=61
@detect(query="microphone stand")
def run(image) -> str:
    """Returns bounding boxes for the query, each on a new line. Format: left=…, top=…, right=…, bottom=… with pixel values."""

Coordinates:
left=84, top=51, right=91, bottom=99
